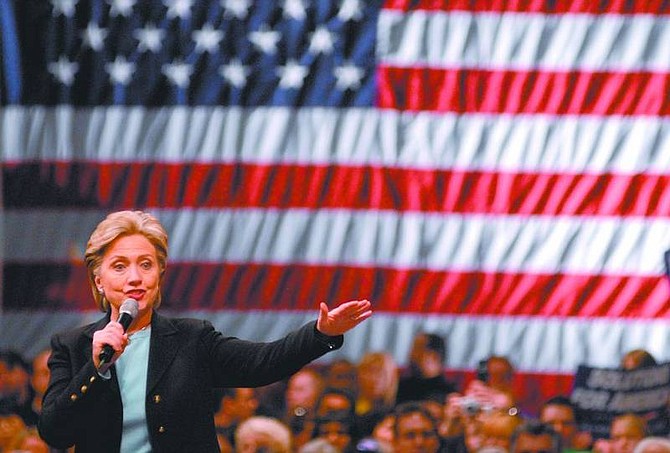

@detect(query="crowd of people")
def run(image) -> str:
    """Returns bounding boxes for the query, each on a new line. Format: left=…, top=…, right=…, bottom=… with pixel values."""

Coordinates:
left=2, top=332, right=670, bottom=452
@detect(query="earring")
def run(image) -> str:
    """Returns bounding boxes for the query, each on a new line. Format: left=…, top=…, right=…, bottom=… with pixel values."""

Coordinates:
left=98, top=288, right=105, bottom=296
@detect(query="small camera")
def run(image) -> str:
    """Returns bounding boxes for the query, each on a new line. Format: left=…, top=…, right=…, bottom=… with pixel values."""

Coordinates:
left=456, top=396, right=481, bottom=416
left=476, top=359, right=489, bottom=383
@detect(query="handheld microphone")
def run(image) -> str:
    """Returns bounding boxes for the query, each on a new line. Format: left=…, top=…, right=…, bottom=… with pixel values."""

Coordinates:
left=98, top=298, right=139, bottom=372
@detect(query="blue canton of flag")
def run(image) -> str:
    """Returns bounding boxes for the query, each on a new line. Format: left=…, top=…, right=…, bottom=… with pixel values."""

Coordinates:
left=18, top=0, right=381, bottom=107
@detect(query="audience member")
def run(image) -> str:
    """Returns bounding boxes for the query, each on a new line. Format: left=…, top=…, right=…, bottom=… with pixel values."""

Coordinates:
left=621, top=349, right=658, bottom=370
left=396, top=332, right=456, bottom=404
left=370, top=412, right=394, bottom=450
left=324, top=359, right=358, bottom=396
left=313, top=410, right=357, bottom=452
left=315, top=387, right=356, bottom=418
left=284, top=367, right=324, bottom=449
left=234, top=416, right=292, bottom=453
left=473, top=409, right=523, bottom=452
left=215, top=387, right=260, bottom=452
left=298, top=437, right=340, bottom=453
left=0, top=350, right=34, bottom=425
left=633, top=436, right=670, bottom=453
left=593, top=413, right=647, bottom=453
left=464, top=355, right=516, bottom=411
left=355, top=352, right=398, bottom=437
left=540, top=395, right=592, bottom=451
left=393, top=402, right=441, bottom=453
left=29, top=349, right=51, bottom=423
left=509, top=420, right=562, bottom=453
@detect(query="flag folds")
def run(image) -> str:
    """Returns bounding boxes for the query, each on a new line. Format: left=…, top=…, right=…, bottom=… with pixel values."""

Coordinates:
left=2, top=1, right=670, bottom=404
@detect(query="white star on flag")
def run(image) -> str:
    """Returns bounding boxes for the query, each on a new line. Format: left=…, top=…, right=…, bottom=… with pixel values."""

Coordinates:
left=193, top=24, right=224, bottom=54
left=283, top=0, right=307, bottom=20
left=108, top=0, right=136, bottom=17
left=164, top=0, right=193, bottom=20
left=249, top=27, right=281, bottom=55
left=277, top=60, right=309, bottom=89
left=82, top=23, right=108, bottom=51
left=308, top=26, right=335, bottom=55
left=162, top=61, right=194, bottom=88
left=105, top=56, right=136, bottom=86
left=48, top=56, right=79, bottom=86
left=219, top=59, right=250, bottom=88
left=134, top=24, right=165, bottom=53
left=337, top=0, right=363, bottom=22
left=221, top=0, right=251, bottom=19
left=334, top=63, right=364, bottom=90
left=51, top=0, right=78, bottom=17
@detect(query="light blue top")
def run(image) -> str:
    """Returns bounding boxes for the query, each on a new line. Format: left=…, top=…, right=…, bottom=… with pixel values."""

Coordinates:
left=115, top=327, right=152, bottom=453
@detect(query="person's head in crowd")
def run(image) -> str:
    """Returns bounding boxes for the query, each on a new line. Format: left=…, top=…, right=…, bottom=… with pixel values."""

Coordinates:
left=325, top=359, right=358, bottom=394
left=298, top=437, right=340, bottom=453
left=234, top=416, right=292, bottom=453
left=464, top=355, right=516, bottom=411
left=314, top=410, right=356, bottom=452
left=407, top=332, right=446, bottom=378
left=509, top=420, right=562, bottom=453
left=539, top=395, right=586, bottom=450
left=0, top=349, right=32, bottom=412
left=315, top=387, right=356, bottom=417
left=393, top=402, right=440, bottom=453
left=356, top=352, right=398, bottom=411
left=16, top=427, right=50, bottom=453
left=286, top=367, right=324, bottom=417
left=371, top=412, right=394, bottom=448
left=30, top=349, right=51, bottom=413
left=215, top=387, right=260, bottom=430
left=621, top=349, right=657, bottom=370
left=483, top=355, right=514, bottom=391
left=285, top=368, right=324, bottom=449
left=633, top=436, right=670, bottom=453
left=609, top=413, right=647, bottom=453
left=475, top=409, right=523, bottom=451
left=233, top=388, right=260, bottom=422
left=0, top=413, right=28, bottom=451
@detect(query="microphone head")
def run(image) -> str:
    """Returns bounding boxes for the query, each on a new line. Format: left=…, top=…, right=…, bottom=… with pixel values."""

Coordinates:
left=119, top=298, right=139, bottom=319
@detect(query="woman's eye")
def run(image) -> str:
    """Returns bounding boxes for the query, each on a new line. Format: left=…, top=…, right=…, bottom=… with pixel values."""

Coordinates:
left=141, top=261, right=152, bottom=270
left=113, top=264, right=125, bottom=271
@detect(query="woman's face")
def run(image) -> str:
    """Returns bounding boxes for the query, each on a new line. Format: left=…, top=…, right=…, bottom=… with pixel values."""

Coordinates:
left=94, top=234, right=160, bottom=321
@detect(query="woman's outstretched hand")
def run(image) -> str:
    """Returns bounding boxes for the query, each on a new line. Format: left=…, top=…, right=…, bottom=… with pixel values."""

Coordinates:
left=316, top=299, right=372, bottom=336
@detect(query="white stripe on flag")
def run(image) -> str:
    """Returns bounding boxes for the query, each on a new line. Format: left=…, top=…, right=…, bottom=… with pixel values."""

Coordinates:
left=3, top=107, right=670, bottom=174
left=6, top=208, right=670, bottom=276
left=378, top=10, right=670, bottom=71
left=3, top=309, right=670, bottom=373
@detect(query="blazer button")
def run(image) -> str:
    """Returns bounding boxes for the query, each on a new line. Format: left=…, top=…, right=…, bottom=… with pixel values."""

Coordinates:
left=80, top=385, right=88, bottom=393
left=89, top=376, right=96, bottom=383
left=70, top=394, right=78, bottom=402
left=153, top=394, right=161, bottom=404
left=158, top=426, right=166, bottom=433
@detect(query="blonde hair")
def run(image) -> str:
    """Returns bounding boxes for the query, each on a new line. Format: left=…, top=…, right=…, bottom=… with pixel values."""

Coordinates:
left=357, top=352, right=398, bottom=409
left=235, top=416, right=292, bottom=453
left=85, top=210, right=168, bottom=312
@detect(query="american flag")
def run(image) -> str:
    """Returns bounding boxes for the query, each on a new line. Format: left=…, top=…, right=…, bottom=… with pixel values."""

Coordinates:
left=3, top=0, right=670, bottom=412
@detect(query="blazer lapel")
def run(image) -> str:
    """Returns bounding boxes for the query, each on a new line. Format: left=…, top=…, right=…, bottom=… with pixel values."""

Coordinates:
left=146, top=311, right=182, bottom=394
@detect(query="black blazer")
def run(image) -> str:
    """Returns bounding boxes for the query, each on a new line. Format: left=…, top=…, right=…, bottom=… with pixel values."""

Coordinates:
left=38, top=311, right=342, bottom=452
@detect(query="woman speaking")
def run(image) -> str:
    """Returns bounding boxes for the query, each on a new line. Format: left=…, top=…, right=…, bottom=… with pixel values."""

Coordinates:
left=38, top=210, right=372, bottom=452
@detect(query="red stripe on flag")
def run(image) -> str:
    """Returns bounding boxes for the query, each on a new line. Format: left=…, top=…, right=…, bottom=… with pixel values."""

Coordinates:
left=383, top=0, right=670, bottom=14
left=377, top=67, right=670, bottom=116
left=7, top=162, right=670, bottom=217
left=10, top=262, right=668, bottom=318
